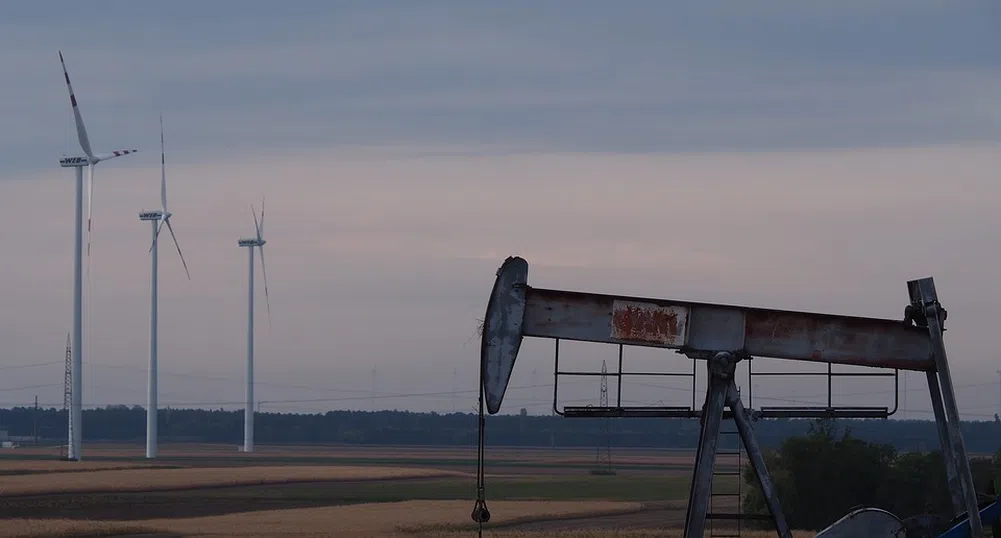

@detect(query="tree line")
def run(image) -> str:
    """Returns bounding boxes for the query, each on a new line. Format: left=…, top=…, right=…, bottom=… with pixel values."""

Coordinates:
left=1, top=405, right=999, bottom=452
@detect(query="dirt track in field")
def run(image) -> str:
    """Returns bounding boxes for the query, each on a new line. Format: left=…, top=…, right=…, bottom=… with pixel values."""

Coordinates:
left=504, top=498, right=742, bottom=532
left=506, top=502, right=686, bottom=531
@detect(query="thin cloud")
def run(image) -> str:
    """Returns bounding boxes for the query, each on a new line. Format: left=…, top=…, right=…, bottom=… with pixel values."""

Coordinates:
left=0, top=2, right=999, bottom=417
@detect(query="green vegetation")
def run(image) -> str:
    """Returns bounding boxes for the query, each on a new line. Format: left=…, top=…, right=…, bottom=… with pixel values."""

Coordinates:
left=742, top=418, right=1001, bottom=531
left=4, top=405, right=1000, bottom=452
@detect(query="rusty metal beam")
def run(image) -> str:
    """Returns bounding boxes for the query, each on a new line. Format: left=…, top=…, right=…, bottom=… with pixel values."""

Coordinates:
left=522, top=287, right=935, bottom=371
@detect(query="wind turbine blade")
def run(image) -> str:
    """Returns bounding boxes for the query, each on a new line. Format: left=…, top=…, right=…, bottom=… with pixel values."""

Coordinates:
left=251, top=204, right=262, bottom=241
left=92, top=149, right=138, bottom=162
left=160, top=115, right=167, bottom=211
left=259, top=197, right=265, bottom=237
left=164, top=218, right=191, bottom=280
left=149, top=218, right=166, bottom=253
left=86, top=164, right=94, bottom=258
left=58, top=51, right=94, bottom=159
left=258, top=245, right=272, bottom=329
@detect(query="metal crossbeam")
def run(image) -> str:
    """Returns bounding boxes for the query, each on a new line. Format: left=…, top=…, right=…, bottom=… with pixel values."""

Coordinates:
left=522, top=287, right=934, bottom=370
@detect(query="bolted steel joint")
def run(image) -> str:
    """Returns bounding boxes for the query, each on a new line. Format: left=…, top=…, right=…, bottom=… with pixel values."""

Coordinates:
left=903, top=300, right=947, bottom=331
left=708, top=351, right=738, bottom=381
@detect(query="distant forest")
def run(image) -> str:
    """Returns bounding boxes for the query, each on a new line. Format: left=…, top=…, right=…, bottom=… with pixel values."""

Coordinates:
left=1, top=406, right=1000, bottom=453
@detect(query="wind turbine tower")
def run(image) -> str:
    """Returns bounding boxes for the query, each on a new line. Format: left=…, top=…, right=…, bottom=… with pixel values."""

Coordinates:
left=139, top=117, right=190, bottom=459
left=57, top=51, right=138, bottom=461
left=237, top=202, right=271, bottom=453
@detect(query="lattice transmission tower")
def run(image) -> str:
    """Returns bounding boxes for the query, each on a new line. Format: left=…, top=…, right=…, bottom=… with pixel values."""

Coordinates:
left=592, top=360, right=614, bottom=475
left=61, top=333, right=72, bottom=459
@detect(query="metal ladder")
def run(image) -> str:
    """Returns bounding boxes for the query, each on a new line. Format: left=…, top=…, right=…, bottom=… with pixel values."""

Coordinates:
left=708, top=423, right=743, bottom=537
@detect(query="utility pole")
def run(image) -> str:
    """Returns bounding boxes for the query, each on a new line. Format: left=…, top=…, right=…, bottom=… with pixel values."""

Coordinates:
left=33, top=395, right=38, bottom=445
left=902, top=371, right=908, bottom=420
left=532, top=368, right=538, bottom=415
left=451, top=368, right=457, bottom=413
left=370, top=367, right=376, bottom=412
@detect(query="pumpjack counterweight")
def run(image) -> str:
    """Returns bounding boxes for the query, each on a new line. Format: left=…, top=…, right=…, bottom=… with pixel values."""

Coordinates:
left=476, top=256, right=989, bottom=538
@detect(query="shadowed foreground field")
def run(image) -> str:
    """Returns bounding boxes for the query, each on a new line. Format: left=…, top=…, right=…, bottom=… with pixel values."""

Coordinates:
left=0, top=443, right=786, bottom=537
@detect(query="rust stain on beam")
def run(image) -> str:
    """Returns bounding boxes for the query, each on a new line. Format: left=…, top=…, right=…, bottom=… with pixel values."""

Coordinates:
left=611, top=300, right=688, bottom=346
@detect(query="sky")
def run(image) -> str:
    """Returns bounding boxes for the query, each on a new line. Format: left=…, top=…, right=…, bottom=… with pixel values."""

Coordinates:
left=0, top=1, right=1000, bottom=422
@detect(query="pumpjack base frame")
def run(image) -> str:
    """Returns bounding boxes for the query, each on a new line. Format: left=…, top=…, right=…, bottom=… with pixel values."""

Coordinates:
left=479, top=256, right=987, bottom=538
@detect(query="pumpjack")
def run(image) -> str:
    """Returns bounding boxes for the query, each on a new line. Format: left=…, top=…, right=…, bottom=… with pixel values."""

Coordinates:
left=473, top=256, right=1000, bottom=538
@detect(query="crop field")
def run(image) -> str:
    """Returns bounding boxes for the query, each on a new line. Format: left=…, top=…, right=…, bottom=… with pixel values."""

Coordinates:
left=0, top=443, right=774, bottom=537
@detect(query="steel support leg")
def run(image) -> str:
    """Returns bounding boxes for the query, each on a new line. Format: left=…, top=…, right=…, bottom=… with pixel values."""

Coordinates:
left=684, top=367, right=728, bottom=537
left=927, top=370, right=964, bottom=517
left=728, top=380, right=792, bottom=538
left=910, top=279, right=984, bottom=538
left=684, top=352, right=791, bottom=538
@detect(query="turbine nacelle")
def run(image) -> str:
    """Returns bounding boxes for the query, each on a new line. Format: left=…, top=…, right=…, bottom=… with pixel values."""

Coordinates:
left=59, top=156, right=88, bottom=168
left=238, top=238, right=266, bottom=247
left=139, top=210, right=166, bottom=221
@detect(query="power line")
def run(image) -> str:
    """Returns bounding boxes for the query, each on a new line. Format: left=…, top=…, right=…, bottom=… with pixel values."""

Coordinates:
left=996, top=370, right=1001, bottom=417
left=0, top=361, right=63, bottom=371
left=4, top=357, right=997, bottom=418
left=0, top=383, right=62, bottom=392
left=87, top=362, right=372, bottom=395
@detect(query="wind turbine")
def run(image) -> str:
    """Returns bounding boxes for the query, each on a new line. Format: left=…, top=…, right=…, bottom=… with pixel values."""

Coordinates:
left=57, top=51, right=138, bottom=461
left=139, top=116, right=190, bottom=459
left=237, top=201, right=271, bottom=453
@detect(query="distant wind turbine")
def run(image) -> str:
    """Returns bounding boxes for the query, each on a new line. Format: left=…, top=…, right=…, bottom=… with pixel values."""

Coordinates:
left=238, top=201, right=271, bottom=452
left=139, top=116, right=190, bottom=459
left=57, top=51, right=138, bottom=461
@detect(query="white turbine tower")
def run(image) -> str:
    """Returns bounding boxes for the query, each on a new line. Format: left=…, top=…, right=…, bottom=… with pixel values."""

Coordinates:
left=57, top=51, right=138, bottom=461
left=238, top=201, right=271, bottom=453
left=139, top=116, right=190, bottom=459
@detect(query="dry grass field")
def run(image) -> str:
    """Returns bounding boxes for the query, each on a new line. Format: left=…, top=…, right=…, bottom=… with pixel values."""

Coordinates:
left=0, top=443, right=786, bottom=537
left=0, top=460, right=174, bottom=475
left=0, top=465, right=465, bottom=496
left=423, top=531, right=816, bottom=538
left=0, top=500, right=645, bottom=537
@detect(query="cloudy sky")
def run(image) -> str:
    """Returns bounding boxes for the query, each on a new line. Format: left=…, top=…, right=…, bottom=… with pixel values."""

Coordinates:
left=0, top=1, right=999, bottom=422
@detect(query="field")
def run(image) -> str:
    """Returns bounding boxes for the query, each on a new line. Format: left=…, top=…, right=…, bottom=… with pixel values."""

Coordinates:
left=0, top=443, right=791, bottom=537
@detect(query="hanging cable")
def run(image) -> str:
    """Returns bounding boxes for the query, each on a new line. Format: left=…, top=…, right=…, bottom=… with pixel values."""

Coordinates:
left=470, top=355, right=490, bottom=535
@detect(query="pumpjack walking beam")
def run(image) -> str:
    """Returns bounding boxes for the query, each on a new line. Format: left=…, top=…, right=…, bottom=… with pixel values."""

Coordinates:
left=478, top=256, right=986, bottom=538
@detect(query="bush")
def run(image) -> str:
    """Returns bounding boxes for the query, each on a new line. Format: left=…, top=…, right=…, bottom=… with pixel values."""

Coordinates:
left=742, top=419, right=1001, bottom=531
